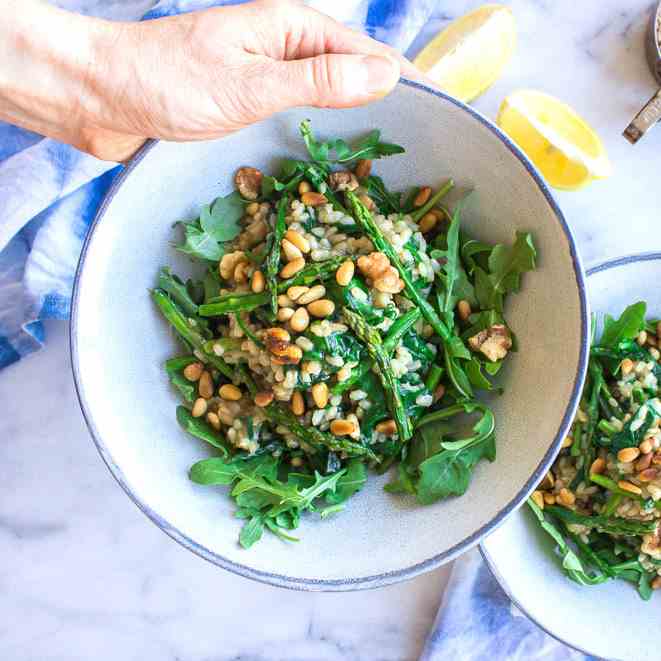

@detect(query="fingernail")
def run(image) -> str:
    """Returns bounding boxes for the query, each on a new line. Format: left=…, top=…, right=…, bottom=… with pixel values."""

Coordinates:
left=361, top=55, right=400, bottom=96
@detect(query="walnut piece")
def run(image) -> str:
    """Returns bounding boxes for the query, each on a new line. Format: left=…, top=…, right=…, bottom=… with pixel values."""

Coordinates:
left=328, top=171, right=359, bottom=192
left=219, top=251, right=248, bottom=280
left=357, top=252, right=404, bottom=294
left=468, top=324, right=512, bottom=362
left=234, top=167, right=263, bottom=200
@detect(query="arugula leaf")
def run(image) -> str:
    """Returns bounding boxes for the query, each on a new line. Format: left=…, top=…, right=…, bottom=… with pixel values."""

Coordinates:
left=415, top=435, right=495, bottom=504
left=365, top=175, right=401, bottom=214
left=300, top=120, right=404, bottom=166
left=177, top=406, right=231, bottom=455
left=610, top=402, right=659, bottom=453
left=238, top=512, right=265, bottom=549
left=164, top=355, right=197, bottom=403
left=199, top=191, right=244, bottom=242
left=176, top=221, right=224, bottom=261
left=474, top=232, right=536, bottom=312
left=598, top=302, right=646, bottom=348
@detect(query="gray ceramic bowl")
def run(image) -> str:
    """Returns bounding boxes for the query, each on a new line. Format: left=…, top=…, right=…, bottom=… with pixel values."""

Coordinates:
left=481, top=253, right=661, bottom=660
left=71, top=79, right=588, bottom=591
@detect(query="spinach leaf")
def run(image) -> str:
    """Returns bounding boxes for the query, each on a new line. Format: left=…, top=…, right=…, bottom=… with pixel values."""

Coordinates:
left=325, top=460, right=367, bottom=505
left=598, top=302, right=646, bottom=348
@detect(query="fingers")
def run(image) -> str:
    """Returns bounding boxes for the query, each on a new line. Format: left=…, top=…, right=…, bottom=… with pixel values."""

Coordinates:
left=263, top=52, right=400, bottom=111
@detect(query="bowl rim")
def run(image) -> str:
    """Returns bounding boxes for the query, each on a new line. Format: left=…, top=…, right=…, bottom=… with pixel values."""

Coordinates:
left=479, top=251, right=661, bottom=655
left=69, top=77, right=589, bottom=592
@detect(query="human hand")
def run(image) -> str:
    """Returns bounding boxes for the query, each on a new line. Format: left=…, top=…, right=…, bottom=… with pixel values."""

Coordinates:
left=2, top=0, right=420, bottom=162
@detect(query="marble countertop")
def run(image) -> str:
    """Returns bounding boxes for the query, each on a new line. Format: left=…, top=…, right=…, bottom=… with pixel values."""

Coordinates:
left=4, top=1, right=661, bottom=660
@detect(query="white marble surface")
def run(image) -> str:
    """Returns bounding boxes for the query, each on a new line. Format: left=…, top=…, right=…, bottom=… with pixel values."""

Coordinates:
left=3, top=1, right=661, bottom=660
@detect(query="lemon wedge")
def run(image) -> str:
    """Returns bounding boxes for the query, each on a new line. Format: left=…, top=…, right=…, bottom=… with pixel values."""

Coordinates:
left=413, top=4, right=516, bottom=102
left=497, top=90, right=612, bottom=190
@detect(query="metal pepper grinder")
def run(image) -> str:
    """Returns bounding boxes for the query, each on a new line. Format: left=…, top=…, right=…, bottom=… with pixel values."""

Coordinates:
left=623, top=2, right=661, bottom=143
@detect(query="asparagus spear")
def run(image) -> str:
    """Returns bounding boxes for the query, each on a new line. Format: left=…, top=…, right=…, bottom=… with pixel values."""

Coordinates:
left=199, top=258, right=347, bottom=317
left=266, top=196, right=288, bottom=314
left=346, top=190, right=472, bottom=398
left=410, top=180, right=454, bottom=223
left=158, top=267, right=199, bottom=316
left=331, top=308, right=421, bottom=395
left=152, top=289, right=233, bottom=379
left=265, top=402, right=377, bottom=460
left=342, top=307, right=413, bottom=441
left=545, top=505, right=657, bottom=536
left=236, top=363, right=375, bottom=460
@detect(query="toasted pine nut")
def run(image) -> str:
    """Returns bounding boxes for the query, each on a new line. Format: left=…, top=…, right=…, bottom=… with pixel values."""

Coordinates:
left=531, top=491, right=545, bottom=510
left=265, top=327, right=291, bottom=344
left=617, top=447, right=640, bottom=463
left=335, top=260, right=355, bottom=286
left=291, top=391, right=305, bottom=416
left=290, top=307, right=310, bottom=333
left=637, top=331, right=648, bottom=346
left=418, top=212, right=437, bottom=233
left=281, top=238, right=303, bottom=262
left=298, top=285, right=326, bottom=305
left=589, top=457, right=606, bottom=475
left=284, top=229, right=310, bottom=254
left=287, top=285, right=309, bottom=301
left=358, top=193, right=375, bottom=210
left=251, top=270, right=265, bottom=293
left=192, top=397, right=208, bottom=418
left=277, top=307, right=295, bottom=322
left=301, top=191, right=327, bottom=207
left=254, top=391, right=274, bottom=407
left=277, top=294, right=294, bottom=308
left=308, top=299, right=335, bottom=317
left=433, top=384, right=446, bottom=403
left=620, top=358, right=634, bottom=375
left=375, top=419, right=397, bottom=435
left=562, top=436, right=573, bottom=449
left=246, top=202, right=259, bottom=216
left=280, top=257, right=306, bottom=279
left=330, top=419, right=357, bottom=436
left=206, top=411, right=221, bottom=430
left=285, top=345, right=303, bottom=364
left=291, top=456, right=304, bottom=468
left=638, top=468, right=658, bottom=482
left=640, top=439, right=653, bottom=454
left=653, top=576, right=661, bottom=590
left=457, top=300, right=472, bottom=321
left=618, top=480, right=642, bottom=495
left=183, top=362, right=204, bottom=382
left=413, top=186, right=432, bottom=208
left=298, top=180, right=311, bottom=195
left=355, top=159, right=372, bottom=179
left=543, top=492, right=556, bottom=505
left=636, top=452, right=653, bottom=471
left=219, top=384, right=242, bottom=401
left=336, top=366, right=352, bottom=382
left=198, top=371, right=214, bottom=399
left=312, top=382, right=329, bottom=409
left=558, top=488, right=575, bottom=506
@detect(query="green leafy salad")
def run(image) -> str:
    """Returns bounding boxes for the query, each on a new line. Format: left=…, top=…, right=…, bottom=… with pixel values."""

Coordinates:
left=152, top=121, right=537, bottom=548
left=530, top=302, right=661, bottom=599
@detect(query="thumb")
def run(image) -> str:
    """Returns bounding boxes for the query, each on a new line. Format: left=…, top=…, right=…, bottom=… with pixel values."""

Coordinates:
left=266, top=53, right=400, bottom=110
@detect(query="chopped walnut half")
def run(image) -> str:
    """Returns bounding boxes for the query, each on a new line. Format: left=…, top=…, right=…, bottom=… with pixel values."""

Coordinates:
left=642, top=530, right=661, bottom=559
left=328, top=170, right=359, bottom=192
left=468, top=324, right=512, bottom=362
left=234, top=167, right=262, bottom=200
left=219, top=251, right=248, bottom=280
left=357, top=251, right=404, bottom=294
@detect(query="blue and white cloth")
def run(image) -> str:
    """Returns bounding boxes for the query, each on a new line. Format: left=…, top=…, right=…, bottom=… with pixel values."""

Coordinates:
left=0, top=1, right=589, bottom=659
